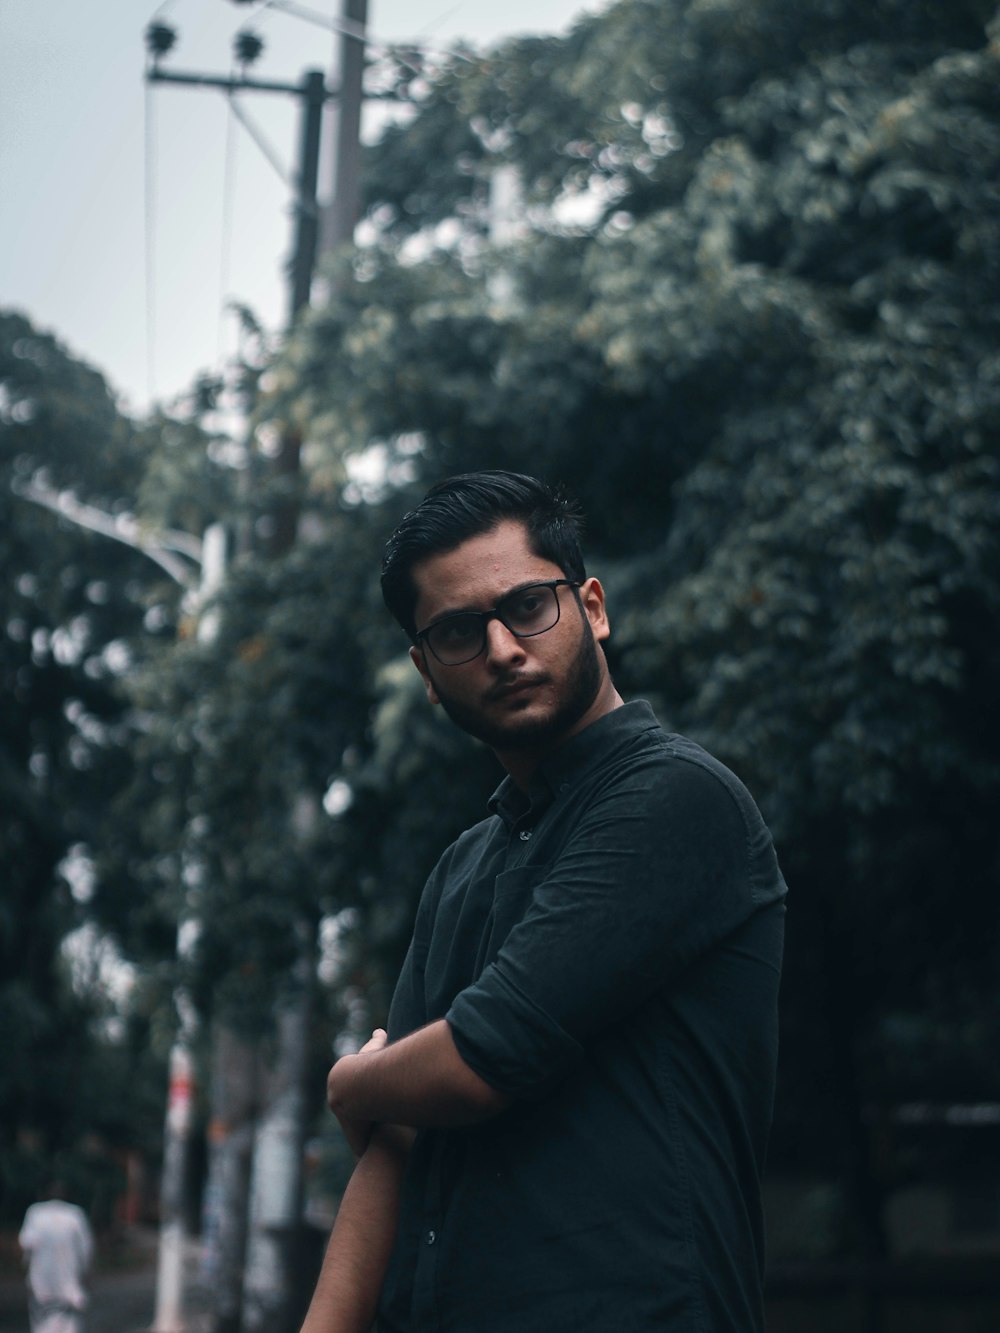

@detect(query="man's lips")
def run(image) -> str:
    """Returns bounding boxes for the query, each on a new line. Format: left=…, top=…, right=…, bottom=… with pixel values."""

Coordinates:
left=486, top=675, right=548, bottom=703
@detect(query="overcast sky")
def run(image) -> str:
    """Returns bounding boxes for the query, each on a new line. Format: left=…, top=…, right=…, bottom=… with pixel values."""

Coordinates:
left=1, top=0, right=602, bottom=416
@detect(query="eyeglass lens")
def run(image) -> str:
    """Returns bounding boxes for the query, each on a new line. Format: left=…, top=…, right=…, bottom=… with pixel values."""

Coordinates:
left=426, top=583, right=563, bottom=664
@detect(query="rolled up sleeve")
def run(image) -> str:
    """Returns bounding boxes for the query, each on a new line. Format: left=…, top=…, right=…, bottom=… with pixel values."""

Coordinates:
left=448, top=967, right=584, bottom=1098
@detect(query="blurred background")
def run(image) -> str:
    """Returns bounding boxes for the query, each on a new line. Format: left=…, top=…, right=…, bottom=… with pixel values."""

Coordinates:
left=2, top=0, right=999, bottom=1330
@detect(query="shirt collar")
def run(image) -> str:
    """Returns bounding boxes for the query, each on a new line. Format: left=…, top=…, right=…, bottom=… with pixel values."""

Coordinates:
left=488, top=700, right=660, bottom=826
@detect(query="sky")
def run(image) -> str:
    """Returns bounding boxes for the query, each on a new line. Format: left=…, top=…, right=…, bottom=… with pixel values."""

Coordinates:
left=1, top=0, right=603, bottom=417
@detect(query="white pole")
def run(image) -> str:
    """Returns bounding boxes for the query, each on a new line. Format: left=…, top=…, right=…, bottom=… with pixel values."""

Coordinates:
left=152, top=1042, right=196, bottom=1332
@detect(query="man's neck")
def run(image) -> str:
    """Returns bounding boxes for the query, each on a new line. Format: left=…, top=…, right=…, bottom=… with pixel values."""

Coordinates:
left=494, top=682, right=625, bottom=790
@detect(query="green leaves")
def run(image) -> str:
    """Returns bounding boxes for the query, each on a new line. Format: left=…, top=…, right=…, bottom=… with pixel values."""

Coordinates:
left=252, top=0, right=1000, bottom=1219
left=9, top=0, right=997, bottom=1237
left=0, top=311, right=182, bottom=1213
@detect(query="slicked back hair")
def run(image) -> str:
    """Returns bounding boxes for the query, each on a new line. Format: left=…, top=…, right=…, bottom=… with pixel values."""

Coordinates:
left=381, top=471, right=586, bottom=639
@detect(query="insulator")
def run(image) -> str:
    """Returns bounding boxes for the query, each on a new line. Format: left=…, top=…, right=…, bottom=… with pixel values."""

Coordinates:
left=234, top=29, right=265, bottom=66
left=146, top=22, right=178, bottom=59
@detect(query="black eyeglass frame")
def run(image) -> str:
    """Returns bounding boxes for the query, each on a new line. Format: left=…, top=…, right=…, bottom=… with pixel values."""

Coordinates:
left=414, top=578, right=582, bottom=666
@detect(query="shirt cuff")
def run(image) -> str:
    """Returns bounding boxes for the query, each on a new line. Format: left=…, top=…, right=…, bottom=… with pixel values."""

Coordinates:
left=447, top=965, right=585, bottom=1099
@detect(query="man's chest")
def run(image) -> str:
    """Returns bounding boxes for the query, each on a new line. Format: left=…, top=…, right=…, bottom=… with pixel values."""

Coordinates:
left=421, top=808, right=569, bottom=1017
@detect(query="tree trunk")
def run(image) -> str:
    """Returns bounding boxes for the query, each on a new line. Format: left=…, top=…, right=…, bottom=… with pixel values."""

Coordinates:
left=201, top=1024, right=259, bottom=1333
left=240, top=957, right=313, bottom=1333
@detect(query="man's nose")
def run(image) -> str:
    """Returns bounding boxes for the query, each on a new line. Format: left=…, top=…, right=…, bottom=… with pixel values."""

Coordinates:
left=484, top=616, right=527, bottom=665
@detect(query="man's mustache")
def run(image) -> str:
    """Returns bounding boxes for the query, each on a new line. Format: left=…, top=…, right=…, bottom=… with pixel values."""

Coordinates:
left=484, top=674, right=549, bottom=702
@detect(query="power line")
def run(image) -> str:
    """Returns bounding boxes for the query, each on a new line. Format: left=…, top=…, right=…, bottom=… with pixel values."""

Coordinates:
left=144, top=79, right=159, bottom=405
left=247, top=0, right=473, bottom=60
left=218, top=90, right=241, bottom=363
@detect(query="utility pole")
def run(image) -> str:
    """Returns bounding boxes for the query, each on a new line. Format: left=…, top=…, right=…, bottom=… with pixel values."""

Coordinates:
left=290, top=71, right=329, bottom=318
left=145, top=57, right=334, bottom=318
left=145, top=30, right=335, bottom=1333
left=324, top=0, right=368, bottom=254
left=144, top=10, right=374, bottom=1327
left=273, top=66, right=327, bottom=551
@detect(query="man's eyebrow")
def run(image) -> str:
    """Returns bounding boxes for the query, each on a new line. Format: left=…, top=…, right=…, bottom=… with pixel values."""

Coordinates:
left=422, top=579, right=552, bottom=628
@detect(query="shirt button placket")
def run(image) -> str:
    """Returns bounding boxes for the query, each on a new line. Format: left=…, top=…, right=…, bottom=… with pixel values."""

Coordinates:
left=412, top=1220, right=442, bottom=1329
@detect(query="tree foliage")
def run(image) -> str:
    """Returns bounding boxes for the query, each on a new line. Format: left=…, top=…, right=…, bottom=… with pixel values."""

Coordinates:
left=249, top=0, right=1000, bottom=1255
left=0, top=311, right=184, bottom=1219
left=9, top=0, right=999, bottom=1263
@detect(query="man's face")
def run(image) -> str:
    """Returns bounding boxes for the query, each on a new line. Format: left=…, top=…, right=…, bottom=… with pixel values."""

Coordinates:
left=408, top=519, right=611, bottom=756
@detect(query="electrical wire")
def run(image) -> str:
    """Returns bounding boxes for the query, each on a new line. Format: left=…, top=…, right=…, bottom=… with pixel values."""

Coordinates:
left=143, top=78, right=159, bottom=406
left=218, top=89, right=241, bottom=363
left=257, top=0, right=473, bottom=61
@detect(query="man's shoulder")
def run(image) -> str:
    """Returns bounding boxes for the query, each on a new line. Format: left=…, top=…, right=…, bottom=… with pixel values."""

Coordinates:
left=20, top=1200, right=88, bottom=1244
left=23, top=1200, right=88, bottom=1225
left=440, top=810, right=503, bottom=863
left=566, top=707, right=711, bottom=788
left=571, top=713, right=779, bottom=856
left=590, top=709, right=762, bottom=805
left=417, top=810, right=504, bottom=905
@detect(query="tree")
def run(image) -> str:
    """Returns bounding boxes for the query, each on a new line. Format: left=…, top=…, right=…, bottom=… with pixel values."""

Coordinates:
left=252, top=0, right=1000, bottom=1266
left=19, top=0, right=988, bottom=1300
left=0, top=310, right=177, bottom=1219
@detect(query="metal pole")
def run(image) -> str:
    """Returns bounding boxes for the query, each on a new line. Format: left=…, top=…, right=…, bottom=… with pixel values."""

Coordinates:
left=323, top=0, right=367, bottom=253
left=288, top=70, right=328, bottom=319
left=152, top=1042, right=195, bottom=1333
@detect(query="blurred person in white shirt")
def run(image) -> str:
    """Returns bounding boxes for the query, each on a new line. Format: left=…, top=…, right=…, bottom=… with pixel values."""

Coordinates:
left=19, top=1182, right=94, bottom=1333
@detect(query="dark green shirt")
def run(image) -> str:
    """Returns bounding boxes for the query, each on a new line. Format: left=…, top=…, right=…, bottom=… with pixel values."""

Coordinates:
left=380, top=701, right=786, bottom=1332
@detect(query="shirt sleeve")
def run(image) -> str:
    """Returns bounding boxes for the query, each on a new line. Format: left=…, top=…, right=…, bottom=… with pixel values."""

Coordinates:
left=447, top=750, right=778, bottom=1098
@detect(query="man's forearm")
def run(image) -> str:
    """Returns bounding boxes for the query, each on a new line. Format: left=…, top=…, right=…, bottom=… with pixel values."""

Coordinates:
left=328, top=1020, right=509, bottom=1130
left=299, top=1123, right=413, bottom=1333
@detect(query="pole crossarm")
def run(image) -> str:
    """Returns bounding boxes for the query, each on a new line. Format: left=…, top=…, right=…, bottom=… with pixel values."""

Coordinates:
left=147, top=67, right=336, bottom=100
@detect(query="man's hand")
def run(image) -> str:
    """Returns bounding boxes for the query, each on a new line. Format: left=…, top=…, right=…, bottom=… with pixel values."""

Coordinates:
left=328, top=1019, right=510, bottom=1133
left=329, top=1029, right=388, bottom=1157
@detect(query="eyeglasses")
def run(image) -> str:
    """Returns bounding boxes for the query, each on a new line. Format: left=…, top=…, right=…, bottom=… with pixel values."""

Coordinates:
left=415, top=579, right=581, bottom=666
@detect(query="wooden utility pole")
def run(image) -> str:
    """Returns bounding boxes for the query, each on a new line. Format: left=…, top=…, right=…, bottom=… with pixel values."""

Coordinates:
left=145, top=8, right=372, bottom=1327
left=146, top=62, right=334, bottom=321
left=145, top=42, right=334, bottom=1333
left=289, top=70, right=330, bottom=319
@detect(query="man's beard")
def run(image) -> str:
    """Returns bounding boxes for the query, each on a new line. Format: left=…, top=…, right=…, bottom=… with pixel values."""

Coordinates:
left=432, top=614, right=605, bottom=753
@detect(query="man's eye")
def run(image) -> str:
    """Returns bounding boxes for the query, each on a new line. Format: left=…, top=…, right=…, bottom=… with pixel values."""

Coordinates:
left=435, top=617, right=479, bottom=645
left=507, top=590, right=547, bottom=618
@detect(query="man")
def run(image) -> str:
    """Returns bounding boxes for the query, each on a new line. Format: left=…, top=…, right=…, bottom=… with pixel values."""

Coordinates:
left=301, top=471, right=786, bottom=1332
left=19, top=1183, right=94, bottom=1333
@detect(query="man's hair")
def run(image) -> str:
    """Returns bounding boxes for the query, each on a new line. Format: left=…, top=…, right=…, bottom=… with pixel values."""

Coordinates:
left=381, top=470, right=586, bottom=638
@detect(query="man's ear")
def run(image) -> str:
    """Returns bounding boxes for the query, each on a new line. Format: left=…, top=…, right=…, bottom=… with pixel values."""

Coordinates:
left=409, top=644, right=441, bottom=705
left=580, top=577, right=610, bottom=643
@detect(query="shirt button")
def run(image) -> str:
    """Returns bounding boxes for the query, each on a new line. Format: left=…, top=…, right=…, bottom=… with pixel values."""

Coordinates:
left=426, top=1230, right=437, bottom=1245
left=519, top=829, right=532, bottom=842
